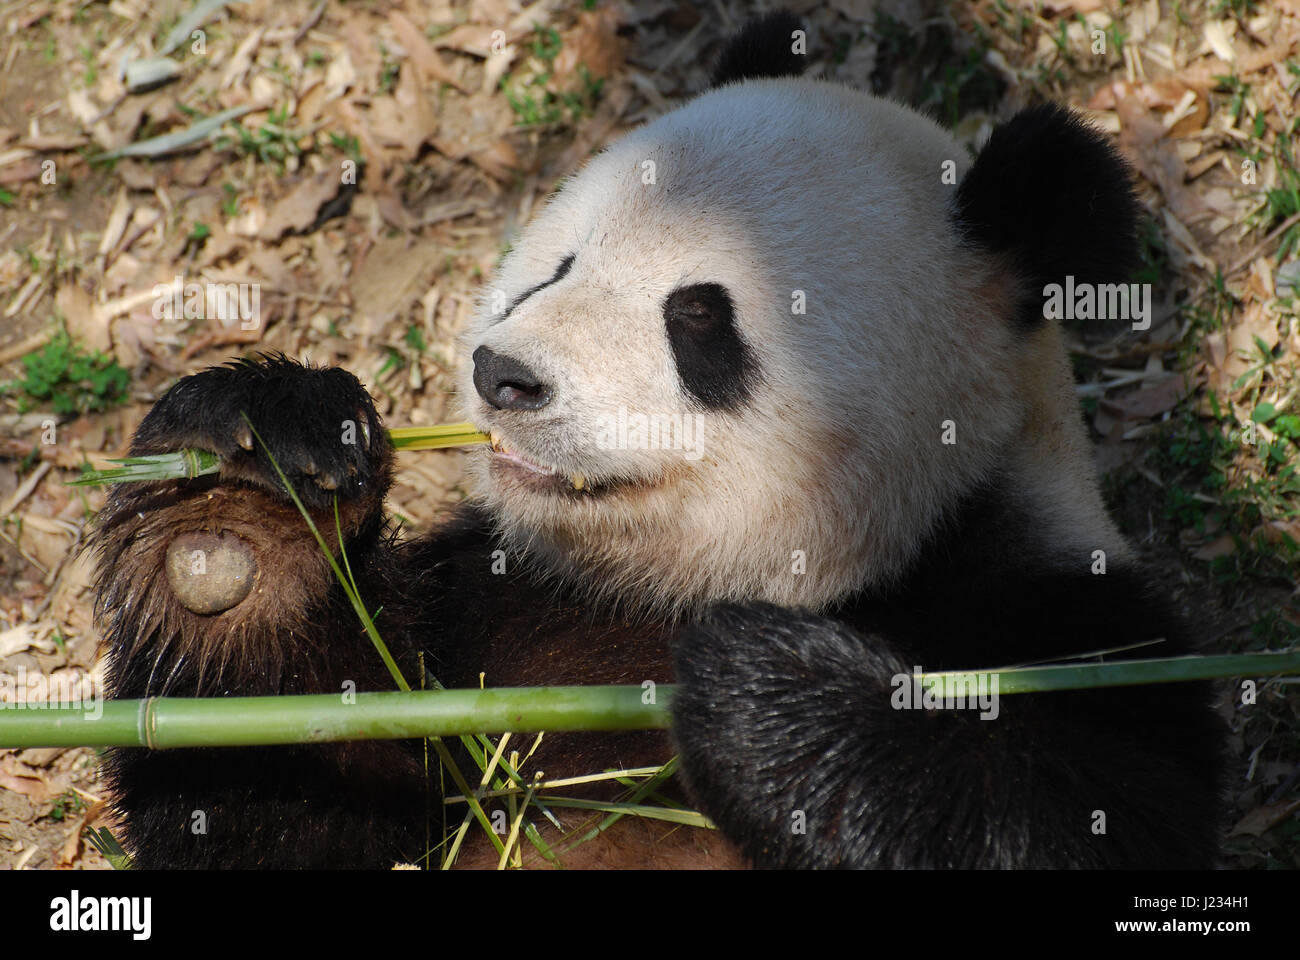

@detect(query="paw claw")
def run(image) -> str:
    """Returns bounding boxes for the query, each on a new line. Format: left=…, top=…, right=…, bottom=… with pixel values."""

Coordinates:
left=235, top=424, right=254, bottom=451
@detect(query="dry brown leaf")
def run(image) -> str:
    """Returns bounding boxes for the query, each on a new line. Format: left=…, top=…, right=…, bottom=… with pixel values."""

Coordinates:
left=1246, top=259, right=1274, bottom=302
left=1115, top=95, right=1207, bottom=226
left=296, top=80, right=328, bottom=128
left=325, top=99, right=387, bottom=177
left=310, top=233, right=343, bottom=292
left=99, top=96, right=150, bottom=153
left=1208, top=303, right=1281, bottom=395
left=173, top=151, right=225, bottom=188
left=1203, top=20, right=1237, bottom=64
left=431, top=90, right=514, bottom=162
left=1125, top=79, right=1208, bottom=111
left=120, top=207, right=163, bottom=257
left=0, top=623, right=49, bottom=659
left=469, top=138, right=520, bottom=182
left=1230, top=797, right=1300, bottom=837
left=221, top=26, right=265, bottom=91
left=388, top=10, right=468, bottom=92
left=0, top=158, right=41, bottom=186
left=1179, top=40, right=1298, bottom=90
left=371, top=184, right=417, bottom=232
left=58, top=815, right=85, bottom=867
left=97, top=186, right=130, bottom=260
left=180, top=323, right=265, bottom=361
left=1191, top=533, right=1236, bottom=561
left=1252, top=519, right=1300, bottom=546
left=0, top=759, right=53, bottom=806
left=342, top=16, right=382, bottom=86
left=352, top=236, right=440, bottom=327
left=0, top=146, right=35, bottom=168
left=367, top=67, right=439, bottom=160
left=258, top=171, right=342, bottom=240
left=1166, top=98, right=1209, bottom=140
left=114, top=159, right=157, bottom=191
left=432, top=24, right=502, bottom=57
left=1185, top=150, right=1225, bottom=180
left=56, top=282, right=110, bottom=354
left=13, top=516, right=73, bottom=572
left=247, top=246, right=295, bottom=291
left=51, top=795, right=106, bottom=868
left=553, top=6, right=627, bottom=84
left=18, top=134, right=89, bottom=151
left=18, top=748, right=65, bottom=768
left=323, top=49, right=357, bottom=101
left=1108, top=375, right=1196, bottom=420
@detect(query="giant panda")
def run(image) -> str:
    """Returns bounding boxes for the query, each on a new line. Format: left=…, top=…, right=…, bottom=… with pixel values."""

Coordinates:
left=92, top=13, right=1226, bottom=869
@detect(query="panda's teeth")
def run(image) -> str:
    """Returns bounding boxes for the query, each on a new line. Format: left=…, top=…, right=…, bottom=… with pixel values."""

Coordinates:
left=488, top=434, right=585, bottom=487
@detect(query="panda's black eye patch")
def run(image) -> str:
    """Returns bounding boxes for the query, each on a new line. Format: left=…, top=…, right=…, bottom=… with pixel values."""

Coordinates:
left=662, top=282, right=757, bottom=411
left=502, top=254, right=575, bottom=320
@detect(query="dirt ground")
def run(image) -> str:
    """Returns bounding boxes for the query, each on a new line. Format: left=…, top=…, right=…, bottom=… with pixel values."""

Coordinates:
left=0, top=0, right=1297, bottom=870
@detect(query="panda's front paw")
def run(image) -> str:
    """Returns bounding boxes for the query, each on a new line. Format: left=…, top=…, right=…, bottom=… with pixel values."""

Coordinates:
left=129, top=353, right=390, bottom=507
left=671, top=603, right=909, bottom=869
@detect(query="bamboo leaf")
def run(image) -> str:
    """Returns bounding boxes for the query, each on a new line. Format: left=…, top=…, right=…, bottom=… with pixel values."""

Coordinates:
left=99, top=104, right=256, bottom=159
left=158, top=0, right=245, bottom=56
left=68, top=449, right=221, bottom=486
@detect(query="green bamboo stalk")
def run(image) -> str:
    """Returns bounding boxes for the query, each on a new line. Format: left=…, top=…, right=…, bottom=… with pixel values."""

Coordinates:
left=67, top=422, right=491, bottom=487
left=388, top=423, right=491, bottom=451
left=2, top=650, right=1298, bottom=750
left=0, top=686, right=671, bottom=749
left=66, top=449, right=222, bottom=486
left=918, top=651, right=1300, bottom=696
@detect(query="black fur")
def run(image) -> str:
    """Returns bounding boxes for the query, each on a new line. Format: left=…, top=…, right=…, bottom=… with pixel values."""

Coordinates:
left=128, top=353, right=390, bottom=509
left=710, top=10, right=807, bottom=86
left=670, top=480, right=1226, bottom=869
left=662, top=282, right=758, bottom=410
left=953, top=103, right=1140, bottom=329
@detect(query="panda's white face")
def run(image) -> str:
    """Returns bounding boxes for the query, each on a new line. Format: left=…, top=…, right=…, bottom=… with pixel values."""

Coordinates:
left=457, top=78, right=1074, bottom=616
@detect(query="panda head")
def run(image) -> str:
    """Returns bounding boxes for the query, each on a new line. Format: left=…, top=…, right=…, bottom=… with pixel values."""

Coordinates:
left=458, top=17, right=1137, bottom=617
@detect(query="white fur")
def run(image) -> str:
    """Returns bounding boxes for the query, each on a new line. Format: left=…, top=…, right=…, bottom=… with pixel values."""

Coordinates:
left=456, top=78, right=1127, bottom=617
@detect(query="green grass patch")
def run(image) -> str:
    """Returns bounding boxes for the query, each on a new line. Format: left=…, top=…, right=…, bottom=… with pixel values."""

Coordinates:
left=5, top=329, right=130, bottom=417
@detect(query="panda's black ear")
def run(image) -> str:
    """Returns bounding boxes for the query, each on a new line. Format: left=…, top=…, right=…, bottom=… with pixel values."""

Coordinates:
left=953, top=103, right=1140, bottom=329
left=710, top=11, right=807, bottom=87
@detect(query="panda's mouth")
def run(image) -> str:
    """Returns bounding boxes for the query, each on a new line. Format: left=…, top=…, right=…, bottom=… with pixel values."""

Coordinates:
left=488, top=433, right=598, bottom=495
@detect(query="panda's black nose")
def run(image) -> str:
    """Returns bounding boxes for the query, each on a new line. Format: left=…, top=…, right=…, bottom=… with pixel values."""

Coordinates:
left=472, top=346, right=552, bottom=411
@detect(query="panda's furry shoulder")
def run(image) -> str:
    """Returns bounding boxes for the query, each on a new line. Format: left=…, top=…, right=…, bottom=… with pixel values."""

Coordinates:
left=91, top=12, right=1226, bottom=869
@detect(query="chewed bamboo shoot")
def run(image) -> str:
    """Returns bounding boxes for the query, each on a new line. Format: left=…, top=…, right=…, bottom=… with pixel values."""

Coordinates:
left=68, top=422, right=490, bottom=487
